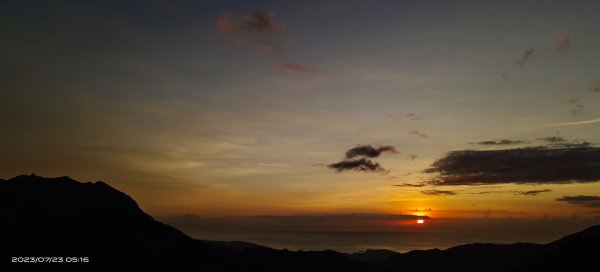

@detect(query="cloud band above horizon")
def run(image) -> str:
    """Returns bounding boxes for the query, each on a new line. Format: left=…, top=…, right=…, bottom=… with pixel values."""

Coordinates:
left=426, top=146, right=600, bottom=185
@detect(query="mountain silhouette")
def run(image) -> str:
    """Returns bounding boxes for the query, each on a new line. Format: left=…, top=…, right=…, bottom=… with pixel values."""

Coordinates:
left=1, top=174, right=599, bottom=272
left=0, top=174, right=237, bottom=272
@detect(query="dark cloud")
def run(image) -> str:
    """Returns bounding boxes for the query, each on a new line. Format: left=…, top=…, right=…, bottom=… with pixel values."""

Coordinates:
left=557, top=195, right=600, bottom=207
left=468, top=189, right=550, bottom=196
left=393, top=183, right=426, bottom=188
left=426, top=146, right=600, bottom=185
left=244, top=11, right=286, bottom=32
left=516, top=48, right=535, bottom=66
left=278, top=63, right=317, bottom=73
left=476, top=139, right=526, bottom=145
left=556, top=141, right=592, bottom=148
left=328, top=144, right=398, bottom=174
left=538, top=136, right=593, bottom=148
left=556, top=35, right=571, bottom=51
left=328, top=158, right=387, bottom=173
left=540, top=136, right=566, bottom=143
left=410, top=130, right=428, bottom=138
left=421, top=190, right=457, bottom=196
left=250, top=213, right=430, bottom=221
left=469, top=190, right=513, bottom=195
left=345, top=145, right=398, bottom=159
left=413, top=188, right=549, bottom=196
left=517, top=189, right=552, bottom=196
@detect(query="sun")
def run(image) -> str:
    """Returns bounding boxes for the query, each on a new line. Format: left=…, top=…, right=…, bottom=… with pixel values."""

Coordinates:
left=417, top=219, right=425, bottom=224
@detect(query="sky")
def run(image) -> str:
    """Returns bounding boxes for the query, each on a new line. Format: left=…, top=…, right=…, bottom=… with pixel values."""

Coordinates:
left=2, top=0, right=600, bottom=252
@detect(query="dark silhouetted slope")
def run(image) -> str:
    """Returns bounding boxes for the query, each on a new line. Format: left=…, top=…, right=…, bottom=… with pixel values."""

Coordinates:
left=227, top=247, right=366, bottom=272
left=515, top=224, right=600, bottom=271
left=365, top=225, right=600, bottom=272
left=378, top=243, right=543, bottom=272
left=345, top=249, right=400, bottom=263
left=0, top=174, right=235, bottom=272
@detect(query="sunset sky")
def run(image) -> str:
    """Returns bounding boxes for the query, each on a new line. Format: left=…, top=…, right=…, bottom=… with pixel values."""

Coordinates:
left=2, top=0, right=600, bottom=251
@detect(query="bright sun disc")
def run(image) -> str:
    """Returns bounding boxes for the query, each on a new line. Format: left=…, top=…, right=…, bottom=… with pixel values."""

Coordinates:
left=417, top=219, right=425, bottom=224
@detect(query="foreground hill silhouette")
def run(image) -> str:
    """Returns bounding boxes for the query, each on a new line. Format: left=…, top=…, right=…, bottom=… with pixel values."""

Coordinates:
left=1, top=175, right=598, bottom=272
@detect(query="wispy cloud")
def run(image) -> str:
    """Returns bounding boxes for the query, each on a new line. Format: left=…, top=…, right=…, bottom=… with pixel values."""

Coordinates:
left=277, top=63, right=317, bottom=73
left=217, top=10, right=287, bottom=33
left=475, top=139, right=526, bottom=146
left=405, top=113, right=421, bottom=120
left=517, top=189, right=552, bottom=196
left=216, top=12, right=238, bottom=33
left=410, top=130, right=428, bottom=138
left=544, top=118, right=600, bottom=127
left=244, top=11, right=286, bottom=32
left=406, top=154, right=419, bottom=161
left=426, top=189, right=551, bottom=196
left=536, top=137, right=592, bottom=148
left=569, top=104, right=586, bottom=117
left=216, top=10, right=289, bottom=59
left=256, top=41, right=284, bottom=56
left=556, top=35, right=571, bottom=51
left=539, top=136, right=567, bottom=142
left=590, top=80, right=600, bottom=93
left=393, top=183, right=426, bottom=188
left=557, top=195, right=600, bottom=207
left=516, top=48, right=535, bottom=66
left=502, top=47, right=536, bottom=78
left=421, top=190, right=457, bottom=196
